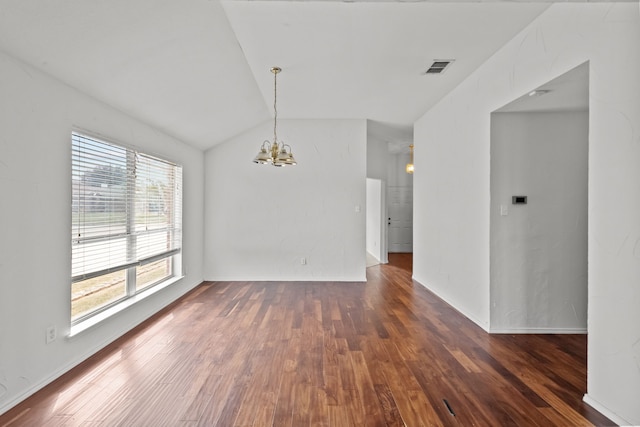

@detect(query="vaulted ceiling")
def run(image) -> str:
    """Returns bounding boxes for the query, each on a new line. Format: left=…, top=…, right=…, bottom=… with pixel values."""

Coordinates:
left=0, top=1, right=554, bottom=151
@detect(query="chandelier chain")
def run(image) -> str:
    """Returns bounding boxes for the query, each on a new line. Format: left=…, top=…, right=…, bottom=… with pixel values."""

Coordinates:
left=273, top=70, right=278, bottom=143
left=253, top=66, right=296, bottom=167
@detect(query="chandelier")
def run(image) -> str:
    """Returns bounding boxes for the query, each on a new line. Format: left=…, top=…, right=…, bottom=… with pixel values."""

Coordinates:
left=253, top=67, right=297, bottom=167
left=406, top=144, right=414, bottom=174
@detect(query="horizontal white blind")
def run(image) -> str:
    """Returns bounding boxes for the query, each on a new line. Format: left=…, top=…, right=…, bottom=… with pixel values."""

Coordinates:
left=72, top=132, right=182, bottom=282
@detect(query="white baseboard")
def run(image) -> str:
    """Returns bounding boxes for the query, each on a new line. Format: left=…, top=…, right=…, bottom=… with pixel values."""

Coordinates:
left=0, top=328, right=125, bottom=416
left=489, top=327, right=587, bottom=334
left=205, top=276, right=367, bottom=282
left=0, top=279, right=203, bottom=417
left=583, top=394, right=634, bottom=426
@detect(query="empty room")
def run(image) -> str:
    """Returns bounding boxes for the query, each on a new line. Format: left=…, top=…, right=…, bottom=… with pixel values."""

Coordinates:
left=0, top=1, right=639, bottom=426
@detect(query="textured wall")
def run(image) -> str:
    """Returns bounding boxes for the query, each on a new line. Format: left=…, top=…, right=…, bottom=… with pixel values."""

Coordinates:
left=204, top=119, right=367, bottom=281
left=366, top=129, right=389, bottom=182
left=490, top=111, right=588, bottom=333
left=413, top=3, right=639, bottom=424
left=0, top=52, right=204, bottom=414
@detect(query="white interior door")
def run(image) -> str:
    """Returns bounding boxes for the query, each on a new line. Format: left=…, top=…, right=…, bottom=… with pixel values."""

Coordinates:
left=366, top=178, right=388, bottom=263
left=388, top=186, right=412, bottom=252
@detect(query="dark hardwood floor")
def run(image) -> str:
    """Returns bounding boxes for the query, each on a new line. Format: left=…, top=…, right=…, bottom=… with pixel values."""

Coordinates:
left=0, top=254, right=613, bottom=426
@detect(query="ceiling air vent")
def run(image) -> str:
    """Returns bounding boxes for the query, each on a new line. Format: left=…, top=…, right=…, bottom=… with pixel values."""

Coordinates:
left=425, top=59, right=454, bottom=75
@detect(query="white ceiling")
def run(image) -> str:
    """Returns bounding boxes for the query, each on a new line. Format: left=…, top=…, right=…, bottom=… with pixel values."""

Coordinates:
left=0, top=0, right=267, bottom=150
left=496, top=62, right=589, bottom=113
left=0, top=1, right=557, bottom=151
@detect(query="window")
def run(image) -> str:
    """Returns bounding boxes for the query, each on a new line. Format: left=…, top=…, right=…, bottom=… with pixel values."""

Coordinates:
left=71, top=131, right=182, bottom=323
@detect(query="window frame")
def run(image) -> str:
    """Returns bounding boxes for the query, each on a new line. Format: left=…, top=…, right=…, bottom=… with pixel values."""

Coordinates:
left=71, top=130, right=183, bottom=326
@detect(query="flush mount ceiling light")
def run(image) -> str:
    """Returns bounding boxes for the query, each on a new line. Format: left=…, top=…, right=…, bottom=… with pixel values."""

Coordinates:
left=406, top=144, right=414, bottom=174
left=528, top=89, right=551, bottom=97
left=253, top=67, right=296, bottom=167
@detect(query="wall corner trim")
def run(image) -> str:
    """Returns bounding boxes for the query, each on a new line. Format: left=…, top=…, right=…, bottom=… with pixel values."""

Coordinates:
left=583, top=394, right=633, bottom=427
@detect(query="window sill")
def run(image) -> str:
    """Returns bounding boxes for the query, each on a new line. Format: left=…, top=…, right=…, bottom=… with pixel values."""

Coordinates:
left=69, top=275, right=184, bottom=338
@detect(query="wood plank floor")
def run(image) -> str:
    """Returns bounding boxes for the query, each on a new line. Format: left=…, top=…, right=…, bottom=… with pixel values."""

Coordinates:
left=0, top=254, right=613, bottom=426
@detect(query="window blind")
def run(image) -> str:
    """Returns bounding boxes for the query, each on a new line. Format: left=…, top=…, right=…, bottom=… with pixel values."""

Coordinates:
left=71, top=132, right=182, bottom=282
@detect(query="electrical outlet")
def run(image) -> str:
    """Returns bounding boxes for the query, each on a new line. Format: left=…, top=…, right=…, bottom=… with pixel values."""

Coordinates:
left=46, top=326, right=56, bottom=344
left=301, top=257, right=307, bottom=265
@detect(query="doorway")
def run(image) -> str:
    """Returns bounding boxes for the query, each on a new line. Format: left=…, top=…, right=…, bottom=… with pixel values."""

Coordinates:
left=388, top=151, right=413, bottom=253
left=366, top=178, right=387, bottom=265
left=489, top=63, right=589, bottom=333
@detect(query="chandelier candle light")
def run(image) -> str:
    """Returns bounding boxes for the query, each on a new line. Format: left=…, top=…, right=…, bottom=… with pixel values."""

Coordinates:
left=253, top=67, right=297, bottom=167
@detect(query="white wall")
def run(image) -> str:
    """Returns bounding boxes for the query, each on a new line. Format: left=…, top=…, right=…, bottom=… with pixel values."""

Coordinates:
left=490, top=112, right=588, bottom=333
left=204, top=119, right=367, bottom=281
left=388, top=152, right=413, bottom=189
left=366, top=178, right=385, bottom=262
left=0, top=51, right=204, bottom=414
left=366, top=130, right=389, bottom=182
left=366, top=127, right=390, bottom=263
left=413, top=3, right=639, bottom=424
